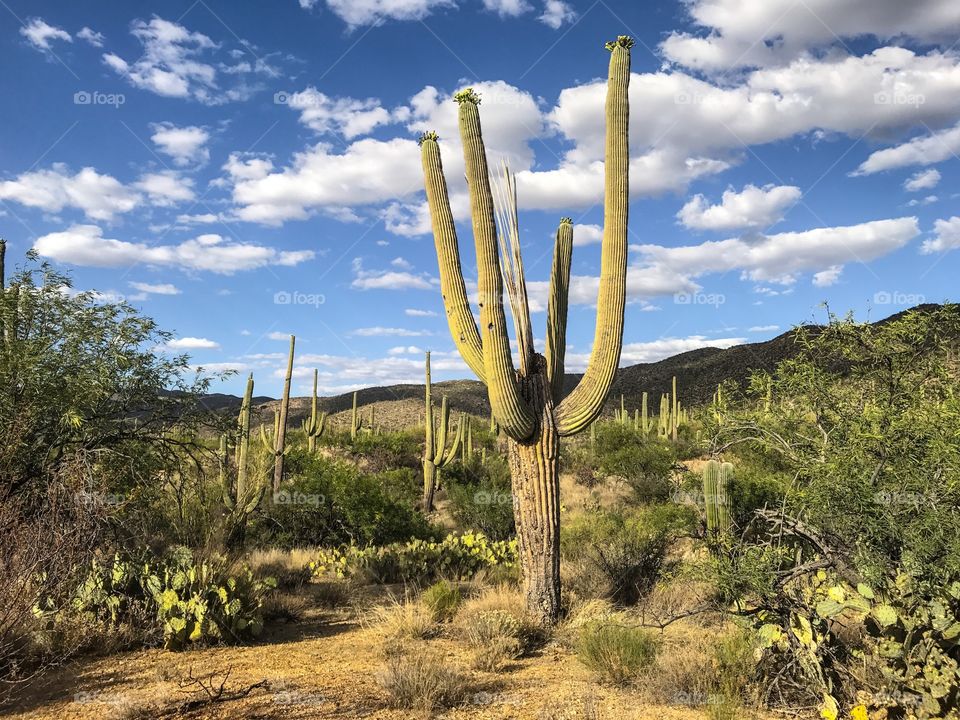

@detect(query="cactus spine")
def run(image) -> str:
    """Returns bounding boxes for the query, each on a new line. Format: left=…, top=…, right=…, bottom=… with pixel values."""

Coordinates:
left=422, top=351, right=463, bottom=510
left=302, top=368, right=326, bottom=453
left=703, top=460, right=733, bottom=539
left=419, top=36, right=633, bottom=623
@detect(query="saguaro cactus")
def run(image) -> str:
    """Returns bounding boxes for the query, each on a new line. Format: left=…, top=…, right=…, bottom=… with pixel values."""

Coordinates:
left=418, top=36, right=633, bottom=623
left=422, top=351, right=464, bottom=510
left=271, top=335, right=295, bottom=492
left=641, top=391, right=649, bottom=434
left=671, top=375, right=679, bottom=442
left=302, top=368, right=326, bottom=453
left=223, top=373, right=263, bottom=547
left=349, top=391, right=363, bottom=440
left=703, top=460, right=733, bottom=538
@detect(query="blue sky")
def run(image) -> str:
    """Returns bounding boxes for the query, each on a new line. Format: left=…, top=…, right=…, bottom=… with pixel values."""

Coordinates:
left=1, top=0, right=958, bottom=397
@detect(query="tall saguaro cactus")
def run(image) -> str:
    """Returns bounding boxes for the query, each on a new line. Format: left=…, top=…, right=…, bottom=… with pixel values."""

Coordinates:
left=418, top=36, right=633, bottom=623
left=302, top=368, right=326, bottom=453
left=270, top=335, right=295, bottom=492
left=703, top=459, right=733, bottom=539
left=422, top=351, right=464, bottom=510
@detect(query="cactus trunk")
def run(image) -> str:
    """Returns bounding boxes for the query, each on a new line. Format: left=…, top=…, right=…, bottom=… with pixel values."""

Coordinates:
left=272, top=335, right=295, bottom=493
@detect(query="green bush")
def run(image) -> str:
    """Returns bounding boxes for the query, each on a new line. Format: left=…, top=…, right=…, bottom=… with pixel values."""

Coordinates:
left=251, top=454, right=434, bottom=548
left=310, top=533, right=517, bottom=585
left=350, top=429, right=421, bottom=472
left=445, top=457, right=515, bottom=541
left=561, top=506, right=694, bottom=605
left=421, top=580, right=462, bottom=622
left=63, top=547, right=274, bottom=650
left=592, top=424, right=676, bottom=501
left=576, top=621, right=659, bottom=685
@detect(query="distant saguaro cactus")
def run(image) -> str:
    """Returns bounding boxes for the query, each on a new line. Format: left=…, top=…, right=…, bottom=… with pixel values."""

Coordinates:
left=272, top=335, right=295, bottom=492
left=302, top=368, right=326, bottom=453
left=703, top=459, right=733, bottom=538
left=422, top=351, right=463, bottom=510
left=418, top=36, right=633, bottom=623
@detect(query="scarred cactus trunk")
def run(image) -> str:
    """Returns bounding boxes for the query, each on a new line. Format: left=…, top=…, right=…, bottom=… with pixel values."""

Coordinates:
left=419, top=36, right=632, bottom=624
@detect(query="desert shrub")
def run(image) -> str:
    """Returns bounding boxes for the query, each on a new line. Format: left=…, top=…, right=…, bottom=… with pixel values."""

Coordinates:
left=350, top=430, right=420, bottom=472
left=62, top=547, right=274, bottom=650
left=707, top=629, right=759, bottom=720
left=561, top=506, right=695, bottom=605
left=246, top=548, right=313, bottom=590
left=372, top=599, right=439, bottom=641
left=455, top=586, right=545, bottom=662
left=261, top=592, right=310, bottom=623
left=377, top=647, right=471, bottom=711
left=592, top=424, right=676, bottom=501
left=310, top=533, right=517, bottom=585
left=421, top=580, right=462, bottom=622
left=576, top=621, right=659, bottom=685
left=251, top=454, right=434, bottom=548
left=446, top=459, right=515, bottom=541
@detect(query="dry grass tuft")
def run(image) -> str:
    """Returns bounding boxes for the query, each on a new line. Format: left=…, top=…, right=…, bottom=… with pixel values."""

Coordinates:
left=377, top=646, right=471, bottom=711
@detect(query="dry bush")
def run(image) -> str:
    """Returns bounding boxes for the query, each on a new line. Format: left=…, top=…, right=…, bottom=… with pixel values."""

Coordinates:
left=261, top=592, right=310, bottom=623
left=245, top=547, right=313, bottom=590
left=377, top=646, right=471, bottom=711
left=311, top=578, right=354, bottom=609
left=370, top=598, right=439, bottom=641
left=454, top=586, right=544, bottom=653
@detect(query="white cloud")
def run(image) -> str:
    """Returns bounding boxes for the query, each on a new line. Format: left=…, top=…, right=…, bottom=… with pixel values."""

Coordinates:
left=176, top=212, right=221, bottom=224
left=661, top=0, right=960, bottom=72
left=267, top=332, right=293, bottom=341
left=351, top=258, right=436, bottom=290
left=284, top=88, right=394, bottom=139
left=812, top=266, right=843, bottom=287
left=636, top=217, right=919, bottom=286
left=678, top=184, right=801, bottom=231
left=134, top=171, right=195, bottom=206
left=103, top=17, right=274, bottom=103
left=748, top=325, right=780, bottom=332
left=565, top=335, right=745, bottom=371
left=388, top=345, right=424, bottom=354
left=167, top=337, right=219, bottom=349
left=0, top=164, right=139, bottom=221
left=129, top=281, right=181, bottom=295
left=904, top=169, right=942, bottom=192
left=34, top=226, right=315, bottom=274
left=907, top=195, right=938, bottom=207
left=921, top=216, right=960, bottom=254
left=539, top=0, right=576, bottom=29
left=482, top=0, right=531, bottom=18
left=856, top=122, right=960, bottom=175
left=322, top=0, right=456, bottom=26
left=77, top=27, right=105, bottom=47
left=351, top=327, right=432, bottom=337
left=390, top=257, right=413, bottom=269
left=20, top=18, right=71, bottom=51
left=405, top=308, right=437, bottom=317
left=150, top=123, right=210, bottom=166
left=572, top=224, right=602, bottom=247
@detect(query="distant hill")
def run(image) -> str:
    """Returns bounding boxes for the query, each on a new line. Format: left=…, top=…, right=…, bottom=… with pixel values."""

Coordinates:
left=226, top=304, right=941, bottom=430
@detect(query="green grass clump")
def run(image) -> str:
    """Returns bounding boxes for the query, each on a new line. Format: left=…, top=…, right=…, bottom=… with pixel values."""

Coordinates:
left=576, top=621, right=659, bottom=685
left=421, top=580, right=462, bottom=622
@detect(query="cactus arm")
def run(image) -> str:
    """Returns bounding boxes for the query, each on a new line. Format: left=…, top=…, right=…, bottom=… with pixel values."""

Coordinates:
left=419, top=134, right=485, bottom=382
left=440, top=413, right=465, bottom=466
left=237, top=373, right=253, bottom=500
left=456, top=90, right=535, bottom=442
left=433, top=395, right=450, bottom=464
left=545, top=218, right=573, bottom=404
left=554, top=37, right=632, bottom=436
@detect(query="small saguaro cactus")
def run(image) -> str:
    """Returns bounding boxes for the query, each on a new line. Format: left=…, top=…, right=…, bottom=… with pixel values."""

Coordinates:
left=349, top=391, right=363, bottom=440
left=418, top=36, right=633, bottom=623
left=702, top=459, right=733, bottom=538
left=671, top=376, right=679, bottom=442
left=224, top=373, right=264, bottom=546
left=641, top=391, right=649, bottom=434
left=302, top=368, right=326, bottom=453
left=270, top=335, right=295, bottom=492
left=422, top=351, right=464, bottom=510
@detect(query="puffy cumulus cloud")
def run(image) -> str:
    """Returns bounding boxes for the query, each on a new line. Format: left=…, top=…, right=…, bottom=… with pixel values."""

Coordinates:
left=227, top=139, right=423, bottom=224
left=921, top=216, right=960, bottom=254
left=285, top=350, right=468, bottom=393
left=636, top=217, right=920, bottom=286
left=0, top=164, right=139, bottom=221
left=749, top=325, right=779, bottom=332
left=661, top=0, right=960, bottom=72
left=405, top=308, right=437, bottom=317
left=20, top=18, right=71, bottom=51
left=166, top=337, right=220, bottom=350
left=539, top=0, right=576, bottom=29
left=856, top=123, right=960, bottom=175
left=351, top=258, right=437, bottom=291
left=571, top=224, right=602, bottom=247
left=150, top=123, right=210, bottom=166
left=904, top=169, right=941, bottom=192
left=812, top=266, right=843, bottom=287
left=103, top=17, right=276, bottom=103
left=133, top=171, right=195, bottom=206
left=33, top=225, right=315, bottom=274
left=322, top=0, right=456, bottom=27
left=482, top=0, right=531, bottom=18
left=282, top=88, right=394, bottom=138
left=564, top=335, right=745, bottom=371
left=77, top=27, right=105, bottom=47
left=678, top=184, right=801, bottom=231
